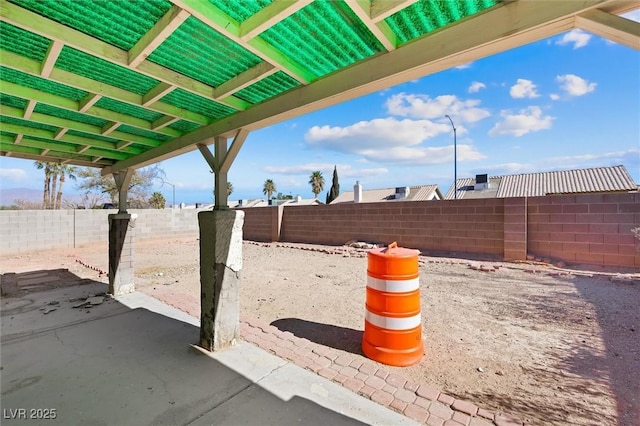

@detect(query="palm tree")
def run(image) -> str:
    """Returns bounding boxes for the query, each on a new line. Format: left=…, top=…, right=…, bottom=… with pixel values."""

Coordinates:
left=35, top=161, right=53, bottom=209
left=263, top=179, right=276, bottom=200
left=308, top=171, right=325, bottom=198
left=55, top=164, right=77, bottom=209
left=227, top=181, right=234, bottom=196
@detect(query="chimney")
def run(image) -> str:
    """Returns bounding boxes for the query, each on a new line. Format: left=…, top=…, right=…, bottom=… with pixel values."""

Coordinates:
left=296, top=195, right=302, bottom=203
left=354, top=181, right=362, bottom=203
left=238, top=199, right=244, bottom=206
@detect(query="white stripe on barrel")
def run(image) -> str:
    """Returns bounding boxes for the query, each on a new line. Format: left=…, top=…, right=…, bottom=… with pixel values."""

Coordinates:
left=366, top=276, right=419, bottom=293
left=365, top=309, right=422, bottom=330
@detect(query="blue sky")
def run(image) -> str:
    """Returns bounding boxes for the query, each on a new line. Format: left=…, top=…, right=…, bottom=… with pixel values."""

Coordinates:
left=1, top=12, right=639, bottom=205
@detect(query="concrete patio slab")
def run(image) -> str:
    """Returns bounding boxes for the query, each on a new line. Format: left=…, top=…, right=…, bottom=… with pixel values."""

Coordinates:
left=1, top=284, right=418, bottom=426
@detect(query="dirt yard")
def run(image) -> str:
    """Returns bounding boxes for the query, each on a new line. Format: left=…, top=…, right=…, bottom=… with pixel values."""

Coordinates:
left=2, top=237, right=638, bottom=425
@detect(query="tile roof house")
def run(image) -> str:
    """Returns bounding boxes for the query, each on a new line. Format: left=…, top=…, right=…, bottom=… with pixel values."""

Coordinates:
left=330, top=182, right=443, bottom=204
left=444, top=165, right=637, bottom=200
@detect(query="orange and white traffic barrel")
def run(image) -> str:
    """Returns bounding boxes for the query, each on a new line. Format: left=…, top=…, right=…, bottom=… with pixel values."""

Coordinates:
left=362, top=242, right=423, bottom=366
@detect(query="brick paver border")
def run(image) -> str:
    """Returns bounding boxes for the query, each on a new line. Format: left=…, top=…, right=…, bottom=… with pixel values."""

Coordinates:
left=143, top=288, right=524, bottom=426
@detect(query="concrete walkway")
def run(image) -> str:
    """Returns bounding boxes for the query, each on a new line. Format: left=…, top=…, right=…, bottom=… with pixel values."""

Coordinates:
left=0, top=283, right=417, bottom=426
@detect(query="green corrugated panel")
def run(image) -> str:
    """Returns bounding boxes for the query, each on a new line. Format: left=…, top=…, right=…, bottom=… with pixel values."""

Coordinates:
left=9, top=0, right=173, bottom=51
left=0, top=21, right=49, bottom=62
left=34, top=103, right=108, bottom=127
left=95, top=97, right=163, bottom=122
left=0, top=130, right=18, bottom=138
left=386, top=0, right=497, bottom=45
left=235, top=71, right=300, bottom=104
left=161, top=88, right=236, bottom=119
left=0, top=66, right=88, bottom=101
left=147, top=16, right=262, bottom=88
left=57, top=46, right=159, bottom=96
left=66, top=129, right=119, bottom=143
left=0, top=93, right=28, bottom=109
left=209, top=0, right=272, bottom=22
left=0, top=115, right=58, bottom=132
left=168, top=120, right=201, bottom=133
left=117, top=124, right=172, bottom=142
left=260, top=1, right=383, bottom=80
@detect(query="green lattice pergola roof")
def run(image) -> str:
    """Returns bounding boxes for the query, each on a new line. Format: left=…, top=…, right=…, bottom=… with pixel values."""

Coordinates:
left=0, top=0, right=637, bottom=175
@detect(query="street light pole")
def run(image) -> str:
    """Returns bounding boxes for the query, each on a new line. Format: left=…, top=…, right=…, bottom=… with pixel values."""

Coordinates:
left=158, top=177, right=175, bottom=208
left=445, top=114, right=457, bottom=200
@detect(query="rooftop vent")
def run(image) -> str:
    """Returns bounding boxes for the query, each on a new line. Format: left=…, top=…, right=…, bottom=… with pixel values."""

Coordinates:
left=395, top=187, right=410, bottom=200
left=475, top=174, right=489, bottom=191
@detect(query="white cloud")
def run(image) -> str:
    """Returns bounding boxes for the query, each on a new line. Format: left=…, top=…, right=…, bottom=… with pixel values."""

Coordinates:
left=385, top=93, right=490, bottom=123
left=489, top=106, right=554, bottom=137
left=0, top=168, right=28, bottom=183
left=556, top=29, right=591, bottom=49
left=549, top=93, right=560, bottom=101
left=468, top=81, right=486, bottom=93
left=358, top=144, right=485, bottom=165
left=547, top=147, right=639, bottom=165
left=509, top=79, right=539, bottom=99
left=264, top=163, right=388, bottom=178
left=306, top=117, right=449, bottom=149
left=556, top=74, right=596, bottom=97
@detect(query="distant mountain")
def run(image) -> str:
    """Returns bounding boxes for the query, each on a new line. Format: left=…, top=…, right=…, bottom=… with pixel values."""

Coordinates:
left=0, top=187, right=82, bottom=207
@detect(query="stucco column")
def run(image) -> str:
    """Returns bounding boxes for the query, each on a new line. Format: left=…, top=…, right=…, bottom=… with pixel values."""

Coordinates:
left=108, top=213, right=136, bottom=296
left=198, top=209, right=244, bottom=351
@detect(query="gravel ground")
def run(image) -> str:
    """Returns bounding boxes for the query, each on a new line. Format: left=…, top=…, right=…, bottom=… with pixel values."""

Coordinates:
left=2, top=237, right=639, bottom=425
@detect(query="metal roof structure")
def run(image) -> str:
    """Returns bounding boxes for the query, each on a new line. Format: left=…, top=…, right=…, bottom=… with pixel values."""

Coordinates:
left=1, top=0, right=638, bottom=177
left=331, top=184, right=442, bottom=204
left=444, top=165, right=638, bottom=199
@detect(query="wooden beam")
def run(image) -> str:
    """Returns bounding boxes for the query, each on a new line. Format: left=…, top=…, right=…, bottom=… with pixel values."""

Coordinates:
left=40, top=148, right=50, bottom=156
left=104, top=0, right=617, bottom=174
left=219, top=129, right=248, bottom=173
left=345, top=0, right=397, bottom=51
left=129, top=5, right=190, bottom=67
left=41, top=40, right=64, bottom=78
left=23, top=99, right=36, bottom=119
left=102, top=122, right=121, bottom=136
left=151, top=115, right=180, bottom=130
left=197, top=142, right=218, bottom=174
left=77, top=145, right=91, bottom=154
left=0, top=51, right=208, bottom=127
left=0, top=0, right=248, bottom=111
left=370, top=0, right=419, bottom=23
left=240, top=0, right=313, bottom=41
left=576, top=9, right=640, bottom=49
left=78, top=93, right=102, bottom=112
left=0, top=116, right=143, bottom=155
left=213, top=62, right=277, bottom=100
left=54, top=128, right=68, bottom=140
left=142, top=82, right=176, bottom=107
left=116, top=140, right=133, bottom=150
left=173, top=0, right=313, bottom=84
left=14, top=134, right=23, bottom=145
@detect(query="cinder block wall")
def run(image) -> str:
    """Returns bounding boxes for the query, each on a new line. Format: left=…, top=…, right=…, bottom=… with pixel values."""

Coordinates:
left=238, top=207, right=277, bottom=242
left=0, top=209, right=202, bottom=254
left=279, top=199, right=506, bottom=256
left=527, top=193, right=639, bottom=267
left=2, top=194, right=637, bottom=268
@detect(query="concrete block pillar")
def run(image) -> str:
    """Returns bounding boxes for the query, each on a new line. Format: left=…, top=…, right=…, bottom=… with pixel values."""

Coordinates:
left=108, top=213, right=136, bottom=296
left=198, top=209, right=244, bottom=351
left=503, top=198, right=527, bottom=261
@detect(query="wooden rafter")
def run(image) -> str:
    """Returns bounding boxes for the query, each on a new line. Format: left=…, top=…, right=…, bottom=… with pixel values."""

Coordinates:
left=213, top=62, right=278, bottom=100
left=129, top=5, right=190, bottom=68
left=370, top=0, right=420, bottom=23
left=344, top=0, right=397, bottom=51
left=172, top=0, right=313, bottom=84
left=576, top=9, right=640, bottom=49
left=41, top=40, right=64, bottom=78
left=239, top=0, right=313, bottom=41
